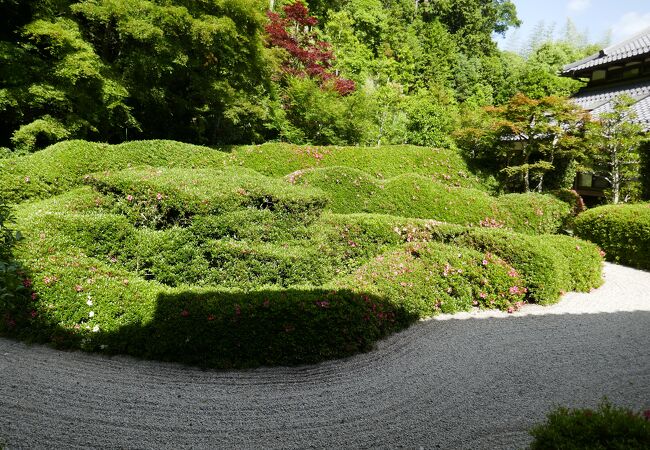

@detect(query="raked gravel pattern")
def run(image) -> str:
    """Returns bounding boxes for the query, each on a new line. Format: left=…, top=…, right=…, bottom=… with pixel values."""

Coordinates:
left=0, top=262, right=649, bottom=449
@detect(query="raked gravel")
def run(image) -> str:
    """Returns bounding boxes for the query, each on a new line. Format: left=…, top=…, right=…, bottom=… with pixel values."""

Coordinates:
left=0, top=262, right=649, bottom=449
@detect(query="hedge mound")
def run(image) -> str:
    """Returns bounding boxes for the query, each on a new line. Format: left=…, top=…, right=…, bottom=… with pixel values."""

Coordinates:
left=0, top=140, right=486, bottom=205
left=0, top=140, right=229, bottom=204
left=336, top=242, right=527, bottom=315
left=3, top=189, right=604, bottom=367
left=231, top=143, right=485, bottom=189
left=88, top=167, right=327, bottom=227
left=290, top=167, right=572, bottom=234
left=574, top=203, right=650, bottom=270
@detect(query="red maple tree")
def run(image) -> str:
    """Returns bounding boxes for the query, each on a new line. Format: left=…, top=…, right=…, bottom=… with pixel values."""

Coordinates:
left=265, top=1, right=355, bottom=95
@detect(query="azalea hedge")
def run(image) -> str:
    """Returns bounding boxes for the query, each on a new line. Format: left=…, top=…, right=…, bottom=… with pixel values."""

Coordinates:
left=0, top=140, right=605, bottom=367
left=574, top=203, right=650, bottom=270
left=0, top=140, right=483, bottom=204
left=289, top=166, right=572, bottom=234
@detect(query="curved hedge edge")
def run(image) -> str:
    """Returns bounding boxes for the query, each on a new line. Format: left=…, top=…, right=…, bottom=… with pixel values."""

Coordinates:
left=574, top=203, right=650, bottom=271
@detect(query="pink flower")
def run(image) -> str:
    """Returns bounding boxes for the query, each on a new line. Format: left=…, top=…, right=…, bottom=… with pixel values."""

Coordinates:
left=30, top=310, right=38, bottom=318
left=472, top=300, right=479, bottom=306
left=479, top=292, right=487, bottom=299
left=599, top=250, right=606, bottom=257
left=126, top=195, right=134, bottom=202
left=22, top=278, right=33, bottom=288
left=234, top=305, right=241, bottom=316
left=315, top=300, right=330, bottom=308
left=507, top=307, right=514, bottom=314
left=31, top=292, right=38, bottom=301
left=643, top=410, right=650, bottom=421
left=508, top=268, right=518, bottom=278
left=156, top=192, right=163, bottom=201
left=482, top=259, right=488, bottom=266
left=75, top=285, right=83, bottom=292
left=207, top=314, right=215, bottom=321
left=180, top=309, right=189, bottom=317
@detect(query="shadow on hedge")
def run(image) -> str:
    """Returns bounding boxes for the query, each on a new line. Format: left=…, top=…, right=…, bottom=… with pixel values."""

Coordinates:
left=23, top=287, right=419, bottom=369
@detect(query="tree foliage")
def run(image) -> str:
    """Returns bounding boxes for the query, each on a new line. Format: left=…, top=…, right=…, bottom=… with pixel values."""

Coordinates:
left=586, top=96, right=645, bottom=204
left=460, top=93, right=589, bottom=193
left=1, top=0, right=274, bottom=150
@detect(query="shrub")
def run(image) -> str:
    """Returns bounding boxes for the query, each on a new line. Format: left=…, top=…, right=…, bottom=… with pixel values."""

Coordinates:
left=232, top=142, right=485, bottom=189
left=89, top=167, right=327, bottom=228
left=336, top=242, right=527, bottom=316
left=574, top=203, right=650, bottom=270
left=495, top=192, right=572, bottom=234
left=0, top=201, right=30, bottom=333
left=291, top=168, right=572, bottom=234
left=451, top=229, right=602, bottom=304
left=10, top=200, right=415, bottom=367
left=0, top=140, right=229, bottom=204
left=529, top=399, right=650, bottom=449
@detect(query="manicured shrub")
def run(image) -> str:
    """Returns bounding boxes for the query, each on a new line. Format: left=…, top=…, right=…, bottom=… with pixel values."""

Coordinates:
left=495, top=192, right=572, bottom=235
left=291, top=168, right=572, bottom=234
left=451, top=229, right=602, bottom=304
left=0, top=140, right=229, bottom=204
left=336, top=242, right=527, bottom=316
left=9, top=201, right=415, bottom=367
left=232, top=143, right=485, bottom=189
left=89, top=167, right=327, bottom=227
left=529, top=399, right=650, bottom=449
left=574, top=203, right=650, bottom=270
left=189, top=210, right=312, bottom=243
left=201, top=240, right=335, bottom=288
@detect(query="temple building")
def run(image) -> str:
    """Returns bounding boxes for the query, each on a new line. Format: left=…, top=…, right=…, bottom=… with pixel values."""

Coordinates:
left=561, top=26, right=650, bottom=200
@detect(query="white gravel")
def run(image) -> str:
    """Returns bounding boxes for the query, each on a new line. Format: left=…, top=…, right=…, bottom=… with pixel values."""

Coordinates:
left=0, top=263, right=648, bottom=449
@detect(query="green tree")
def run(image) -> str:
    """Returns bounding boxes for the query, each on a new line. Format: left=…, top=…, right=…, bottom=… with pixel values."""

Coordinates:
left=586, top=95, right=645, bottom=204
left=0, top=0, right=274, bottom=150
left=479, top=93, right=589, bottom=192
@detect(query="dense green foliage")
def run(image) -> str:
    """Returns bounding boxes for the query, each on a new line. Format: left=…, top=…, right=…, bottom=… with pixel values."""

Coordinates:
left=0, top=201, right=29, bottom=327
left=574, top=203, right=650, bottom=270
left=585, top=96, right=646, bottom=204
left=0, top=140, right=228, bottom=203
left=1, top=0, right=603, bottom=154
left=1, top=138, right=604, bottom=367
left=529, top=399, right=650, bottom=450
left=0, top=0, right=272, bottom=149
left=0, top=140, right=481, bottom=204
left=290, top=166, right=572, bottom=233
left=641, top=140, right=650, bottom=201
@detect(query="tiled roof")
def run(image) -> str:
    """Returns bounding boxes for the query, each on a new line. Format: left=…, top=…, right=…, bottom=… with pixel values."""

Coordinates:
left=571, top=80, right=650, bottom=129
left=562, top=27, right=650, bottom=74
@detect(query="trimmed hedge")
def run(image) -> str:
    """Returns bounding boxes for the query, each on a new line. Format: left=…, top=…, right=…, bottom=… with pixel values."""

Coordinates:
left=529, top=399, right=650, bottom=449
left=0, top=140, right=485, bottom=205
left=290, top=167, right=572, bottom=234
left=574, top=203, right=650, bottom=270
left=336, top=242, right=527, bottom=316
left=0, top=139, right=607, bottom=367
left=89, top=167, right=327, bottom=227
left=0, top=140, right=228, bottom=204
left=452, top=229, right=602, bottom=304
left=231, top=143, right=485, bottom=189
left=4, top=190, right=604, bottom=367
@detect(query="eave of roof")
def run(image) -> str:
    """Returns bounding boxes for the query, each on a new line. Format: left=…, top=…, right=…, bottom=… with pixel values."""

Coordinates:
left=570, top=79, right=650, bottom=130
left=561, top=26, right=650, bottom=76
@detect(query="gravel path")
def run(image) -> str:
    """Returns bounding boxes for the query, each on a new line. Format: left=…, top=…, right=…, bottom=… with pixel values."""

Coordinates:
left=1, top=262, right=649, bottom=449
